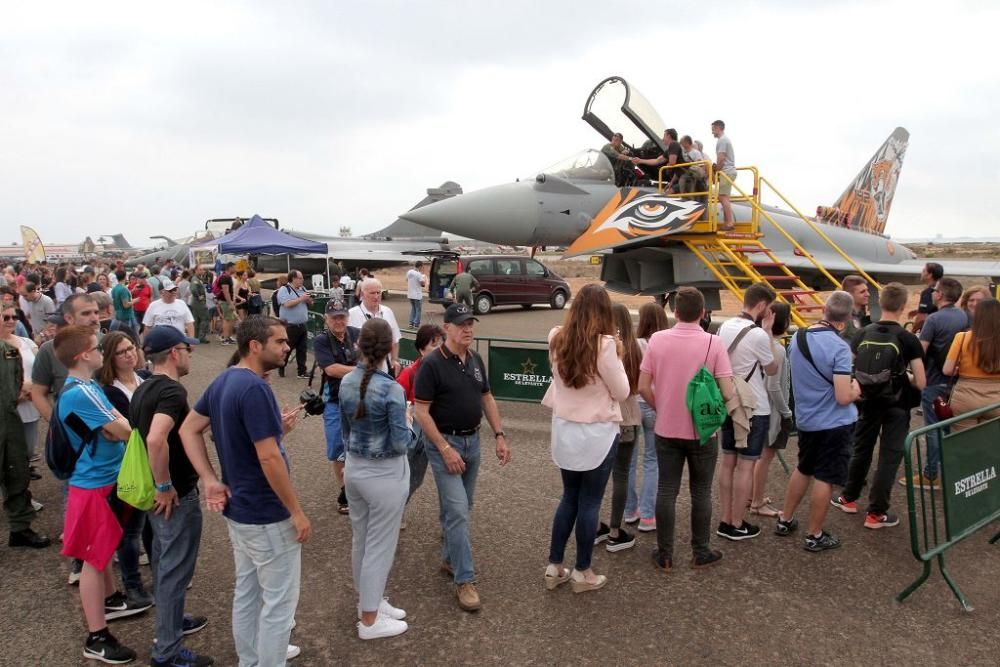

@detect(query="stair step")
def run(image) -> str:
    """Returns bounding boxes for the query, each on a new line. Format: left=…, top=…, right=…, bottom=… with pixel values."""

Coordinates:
left=725, top=246, right=772, bottom=253
left=780, top=290, right=817, bottom=297
left=791, top=304, right=825, bottom=311
left=757, top=275, right=799, bottom=282
left=749, top=262, right=787, bottom=268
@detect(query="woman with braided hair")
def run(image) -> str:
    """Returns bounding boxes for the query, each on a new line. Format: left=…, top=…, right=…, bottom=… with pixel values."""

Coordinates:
left=339, top=318, right=415, bottom=640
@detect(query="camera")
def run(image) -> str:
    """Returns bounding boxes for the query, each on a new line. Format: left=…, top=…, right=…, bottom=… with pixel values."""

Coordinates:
left=299, top=389, right=325, bottom=416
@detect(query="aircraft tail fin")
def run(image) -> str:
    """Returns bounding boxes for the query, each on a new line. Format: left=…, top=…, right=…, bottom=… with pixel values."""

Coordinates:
left=816, top=127, right=908, bottom=235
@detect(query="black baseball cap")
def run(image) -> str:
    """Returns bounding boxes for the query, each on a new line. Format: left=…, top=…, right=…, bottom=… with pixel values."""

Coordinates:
left=444, top=303, right=478, bottom=325
left=142, top=326, right=199, bottom=355
left=325, top=298, right=349, bottom=316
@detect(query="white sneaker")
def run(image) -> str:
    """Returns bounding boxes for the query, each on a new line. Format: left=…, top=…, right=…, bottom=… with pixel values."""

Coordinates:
left=357, top=614, right=408, bottom=640
left=31, top=499, right=44, bottom=511
left=357, top=598, right=406, bottom=621
left=286, top=644, right=301, bottom=660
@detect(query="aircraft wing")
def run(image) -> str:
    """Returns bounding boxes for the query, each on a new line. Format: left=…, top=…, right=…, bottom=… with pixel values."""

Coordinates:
left=563, top=189, right=705, bottom=257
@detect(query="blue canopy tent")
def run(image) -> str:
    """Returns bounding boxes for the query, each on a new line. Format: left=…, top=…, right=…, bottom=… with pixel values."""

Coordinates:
left=190, top=214, right=329, bottom=276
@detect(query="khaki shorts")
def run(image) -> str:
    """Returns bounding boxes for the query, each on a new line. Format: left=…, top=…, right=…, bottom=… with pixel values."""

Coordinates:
left=717, top=171, right=736, bottom=196
left=221, top=301, right=237, bottom=322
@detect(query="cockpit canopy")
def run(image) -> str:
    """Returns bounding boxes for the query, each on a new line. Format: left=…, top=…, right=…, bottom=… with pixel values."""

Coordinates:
left=582, top=76, right=667, bottom=155
left=536, top=149, right=614, bottom=183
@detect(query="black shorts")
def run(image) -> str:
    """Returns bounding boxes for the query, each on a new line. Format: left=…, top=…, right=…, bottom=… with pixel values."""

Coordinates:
left=796, top=424, right=853, bottom=486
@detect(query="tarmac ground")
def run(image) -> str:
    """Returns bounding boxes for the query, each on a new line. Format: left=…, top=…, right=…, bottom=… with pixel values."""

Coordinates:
left=3, top=295, right=1000, bottom=666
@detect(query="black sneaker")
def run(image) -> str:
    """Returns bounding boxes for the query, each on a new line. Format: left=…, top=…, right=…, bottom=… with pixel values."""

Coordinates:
left=605, top=529, right=636, bottom=552
left=775, top=516, right=799, bottom=536
left=297, top=373, right=311, bottom=379
left=182, top=614, right=209, bottom=635
left=717, top=521, right=761, bottom=541
left=125, top=586, right=153, bottom=609
left=691, top=549, right=723, bottom=569
left=804, top=530, right=842, bottom=552
left=83, top=632, right=136, bottom=664
left=151, top=646, right=214, bottom=667
left=8, top=528, right=51, bottom=548
left=651, top=548, right=672, bottom=572
left=593, top=522, right=610, bottom=545
left=104, top=591, right=152, bottom=621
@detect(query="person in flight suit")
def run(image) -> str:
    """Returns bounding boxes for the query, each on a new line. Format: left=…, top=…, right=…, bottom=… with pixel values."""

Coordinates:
left=1, top=337, right=51, bottom=548
left=448, top=269, right=480, bottom=309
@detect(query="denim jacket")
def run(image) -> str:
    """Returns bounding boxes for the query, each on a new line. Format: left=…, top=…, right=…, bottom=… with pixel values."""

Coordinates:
left=339, top=365, right=414, bottom=459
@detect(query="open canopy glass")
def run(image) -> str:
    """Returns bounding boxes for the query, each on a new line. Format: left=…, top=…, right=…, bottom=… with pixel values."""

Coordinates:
left=582, top=76, right=667, bottom=155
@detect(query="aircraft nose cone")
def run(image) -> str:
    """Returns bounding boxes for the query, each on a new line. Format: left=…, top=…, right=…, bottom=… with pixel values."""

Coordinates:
left=399, top=183, right=538, bottom=245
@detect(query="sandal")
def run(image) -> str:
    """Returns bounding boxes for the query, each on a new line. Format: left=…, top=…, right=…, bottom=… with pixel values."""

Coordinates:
left=544, top=566, right=570, bottom=591
left=750, top=501, right=780, bottom=518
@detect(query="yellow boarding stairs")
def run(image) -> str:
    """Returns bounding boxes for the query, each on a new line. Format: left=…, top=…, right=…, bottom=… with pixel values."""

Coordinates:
left=657, top=161, right=881, bottom=329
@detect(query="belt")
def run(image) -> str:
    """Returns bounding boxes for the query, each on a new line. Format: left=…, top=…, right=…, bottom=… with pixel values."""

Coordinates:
left=441, top=427, right=478, bottom=436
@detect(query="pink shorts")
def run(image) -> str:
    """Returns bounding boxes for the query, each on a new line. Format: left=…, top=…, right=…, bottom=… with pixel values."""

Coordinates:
left=61, top=484, right=124, bottom=572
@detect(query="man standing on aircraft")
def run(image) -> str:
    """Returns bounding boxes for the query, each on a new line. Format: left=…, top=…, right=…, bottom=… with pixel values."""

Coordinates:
left=908, top=262, right=942, bottom=334
left=711, top=120, right=737, bottom=230
left=601, top=133, right=633, bottom=187
left=633, top=129, right=684, bottom=193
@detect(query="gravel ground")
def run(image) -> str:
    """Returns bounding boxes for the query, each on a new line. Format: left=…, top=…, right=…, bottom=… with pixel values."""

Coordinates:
left=3, top=296, right=999, bottom=667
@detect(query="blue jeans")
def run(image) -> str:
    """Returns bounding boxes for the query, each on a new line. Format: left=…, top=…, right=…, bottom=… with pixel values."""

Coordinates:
left=625, top=402, right=659, bottom=519
left=116, top=506, right=151, bottom=592
left=149, top=489, right=203, bottom=662
left=425, top=433, right=481, bottom=584
left=225, top=518, right=301, bottom=667
left=922, top=384, right=951, bottom=480
left=323, top=401, right=345, bottom=462
left=548, top=442, right=616, bottom=571
left=408, top=299, right=422, bottom=327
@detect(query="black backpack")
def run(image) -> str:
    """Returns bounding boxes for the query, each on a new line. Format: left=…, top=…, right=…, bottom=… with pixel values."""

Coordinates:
left=854, top=323, right=906, bottom=402
left=45, top=384, right=101, bottom=481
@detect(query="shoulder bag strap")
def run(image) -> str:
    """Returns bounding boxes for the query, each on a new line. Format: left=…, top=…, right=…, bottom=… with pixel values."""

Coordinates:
left=727, top=323, right=760, bottom=382
left=796, top=328, right=834, bottom=386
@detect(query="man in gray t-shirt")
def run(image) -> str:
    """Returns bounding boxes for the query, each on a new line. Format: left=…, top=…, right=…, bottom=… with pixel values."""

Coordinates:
left=19, top=283, right=55, bottom=340
left=711, top=120, right=737, bottom=229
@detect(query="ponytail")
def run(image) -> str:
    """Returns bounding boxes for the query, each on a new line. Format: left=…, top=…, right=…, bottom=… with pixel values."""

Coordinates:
left=352, top=318, right=394, bottom=420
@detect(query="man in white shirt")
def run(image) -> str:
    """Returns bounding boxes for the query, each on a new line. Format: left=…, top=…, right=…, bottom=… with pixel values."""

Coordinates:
left=405, top=261, right=427, bottom=329
left=348, top=277, right=401, bottom=374
left=715, top=283, right=781, bottom=542
left=143, top=279, right=195, bottom=338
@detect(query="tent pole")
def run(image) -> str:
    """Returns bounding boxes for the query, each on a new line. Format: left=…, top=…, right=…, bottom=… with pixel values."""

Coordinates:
left=286, top=255, right=290, bottom=273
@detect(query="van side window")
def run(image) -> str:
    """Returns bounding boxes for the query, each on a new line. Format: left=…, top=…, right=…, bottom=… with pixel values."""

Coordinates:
left=467, top=259, right=493, bottom=275
left=496, top=259, right=521, bottom=276
left=524, top=260, right=546, bottom=277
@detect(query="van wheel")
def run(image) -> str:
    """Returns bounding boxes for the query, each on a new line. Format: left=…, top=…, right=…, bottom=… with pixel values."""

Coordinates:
left=550, top=290, right=567, bottom=310
left=520, top=304, right=532, bottom=310
left=475, top=294, right=493, bottom=315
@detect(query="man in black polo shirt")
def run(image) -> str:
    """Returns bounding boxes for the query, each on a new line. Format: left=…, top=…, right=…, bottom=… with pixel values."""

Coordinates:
left=130, top=327, right=212, bottom=667
left=414, top=303, right=511, bottom=613
left=312, top=298, right=359, bottom=515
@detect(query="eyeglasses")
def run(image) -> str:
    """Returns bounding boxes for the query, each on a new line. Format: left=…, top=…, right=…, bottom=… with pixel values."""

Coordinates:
left=114, top=345, right=136, bottom=357
left=2, top=315, right=16, bottom=322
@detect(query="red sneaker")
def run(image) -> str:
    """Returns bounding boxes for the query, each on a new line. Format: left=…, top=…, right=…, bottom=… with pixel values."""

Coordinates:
left=830, top=496, right=858, bottom=514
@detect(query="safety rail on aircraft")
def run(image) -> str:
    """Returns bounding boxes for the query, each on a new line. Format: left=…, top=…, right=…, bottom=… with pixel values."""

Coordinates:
left=757, top=176, right=882, bottom=290
left=657, top=161, right=761, bottom=235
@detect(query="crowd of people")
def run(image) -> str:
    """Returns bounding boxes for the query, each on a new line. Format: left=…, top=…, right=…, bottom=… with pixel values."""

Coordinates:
left=2, top=254, right=999, bottom=665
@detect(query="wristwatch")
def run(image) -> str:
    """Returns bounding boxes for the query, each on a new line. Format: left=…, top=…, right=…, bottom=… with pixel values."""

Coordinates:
left=155, top=481, right=174, bottom=493
left=494, top=431, right=505, bottom=439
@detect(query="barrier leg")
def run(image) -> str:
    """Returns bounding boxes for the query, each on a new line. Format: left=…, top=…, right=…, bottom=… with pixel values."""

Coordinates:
left=937, top=553, right=974, bottom=612
left=895, top=560, right=932, bottom=603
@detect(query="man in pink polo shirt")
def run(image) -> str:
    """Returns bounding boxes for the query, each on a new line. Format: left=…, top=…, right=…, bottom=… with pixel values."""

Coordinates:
left=639, top=287, right=734, bottom=571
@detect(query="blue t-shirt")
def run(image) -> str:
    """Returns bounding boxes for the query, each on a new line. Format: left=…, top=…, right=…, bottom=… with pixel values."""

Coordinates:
left=194, top=367, right=288, bottom=525
left=789, top=328, right=857, bottom=432
left=920, top=305, right=968, bottom=386
left=59, top=378, right=126, bottom=489
left=276, top=285, right=309, bottom=325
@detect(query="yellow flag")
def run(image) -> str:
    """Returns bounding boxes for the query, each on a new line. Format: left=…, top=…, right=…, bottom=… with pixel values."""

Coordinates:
left=20, top=226, right=46, bottom=263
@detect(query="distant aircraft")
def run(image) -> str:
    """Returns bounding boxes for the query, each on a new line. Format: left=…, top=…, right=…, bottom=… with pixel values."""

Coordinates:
left=400, top=76, right=1000, bottom=315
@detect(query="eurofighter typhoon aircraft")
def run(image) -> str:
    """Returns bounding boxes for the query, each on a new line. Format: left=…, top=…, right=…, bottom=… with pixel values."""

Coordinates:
left=400, top=76, right=1000, bottom=310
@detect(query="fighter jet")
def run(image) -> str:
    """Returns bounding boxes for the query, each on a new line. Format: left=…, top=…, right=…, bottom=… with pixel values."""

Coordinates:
left=400, top=76, right=1000, bottom=313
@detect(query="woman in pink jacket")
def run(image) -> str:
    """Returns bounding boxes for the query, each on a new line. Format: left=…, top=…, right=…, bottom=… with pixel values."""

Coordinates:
left=542, top=285, right=630, bottom=593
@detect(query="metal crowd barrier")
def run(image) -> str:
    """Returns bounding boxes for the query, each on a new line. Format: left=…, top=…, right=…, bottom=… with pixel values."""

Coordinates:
left=896, top=402, right=1000, bottom=611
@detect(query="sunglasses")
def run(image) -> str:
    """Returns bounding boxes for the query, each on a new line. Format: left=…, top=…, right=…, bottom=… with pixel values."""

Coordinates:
left=2, top=315, right=17, bottom=322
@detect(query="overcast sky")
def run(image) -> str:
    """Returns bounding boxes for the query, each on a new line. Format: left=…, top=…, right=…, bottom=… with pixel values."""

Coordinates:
left=3, top=1, right=998, bottom=247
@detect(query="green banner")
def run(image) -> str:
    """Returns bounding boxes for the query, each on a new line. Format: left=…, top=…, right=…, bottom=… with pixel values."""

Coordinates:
left=487, top=345, right=552, bottom=402
left=398, top=337, right=418, bottom=369
left=940, top=418, right=1000, bottom=540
